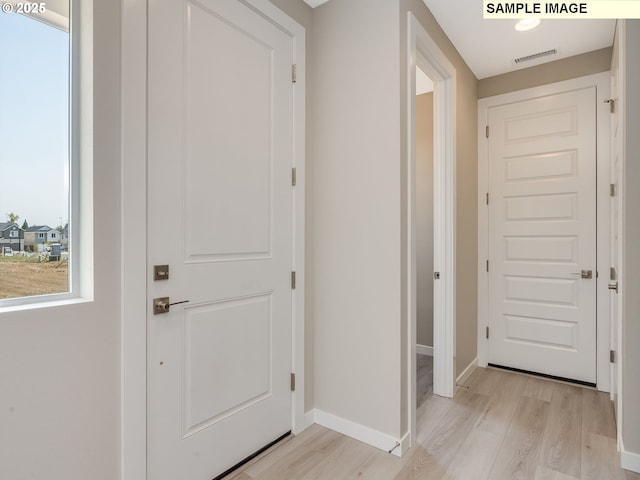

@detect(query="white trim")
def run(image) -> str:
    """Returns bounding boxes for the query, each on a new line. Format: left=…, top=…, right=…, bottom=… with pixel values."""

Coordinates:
left=120, top=0, right=148, bottom=478
left=302, top=410, right=315, bottom=431
left=120, top=1, right=306, bottom=477
left=416, top=344, right=433, bottom=356
left=398, top=432, right=411, bottom=457
left=611, top=20, right=626, bottom=453
left=477, top=72, right=611, bottom=392
left=407, top=11, right=457, bottom=450
left=456, top=357, right=478, bottom=386
left=621, top=439, right=640, bottom=473
left=312, top=409, right=407, bottom=458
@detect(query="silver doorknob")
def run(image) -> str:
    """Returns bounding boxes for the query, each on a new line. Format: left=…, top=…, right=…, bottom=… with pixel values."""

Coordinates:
left=153, top=297, right=190, bottom=315
left=608, top=282, right=619, bottom=293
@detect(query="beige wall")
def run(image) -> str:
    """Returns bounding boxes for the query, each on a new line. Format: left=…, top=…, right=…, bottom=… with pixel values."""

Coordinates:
left=622, top=20, right=640, bottom=458
left=0, top=2, right=121, bottom=478
left=268, top=0, right=315, bottom=414
left=416, top=93, right=434, bottom=348
left=400, top=0, right=479, bottom=385
left=478, top=47, right=612, bottom=98
left=312, top=0, right=402, bottom=437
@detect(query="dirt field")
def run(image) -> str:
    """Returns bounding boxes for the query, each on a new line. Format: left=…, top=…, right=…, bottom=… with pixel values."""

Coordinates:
left=0, top=258, right=69, bottom=299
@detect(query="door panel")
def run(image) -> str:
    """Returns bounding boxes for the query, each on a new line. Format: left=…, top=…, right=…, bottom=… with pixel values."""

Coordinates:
left=488, top=88, right=597, bottom=383
left=147, top=1, right=294, bottom=478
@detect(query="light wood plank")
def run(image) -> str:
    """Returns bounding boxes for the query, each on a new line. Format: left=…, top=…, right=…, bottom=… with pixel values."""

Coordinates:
left=225, top=368, right=638, bottom=480
left=441, top=428, right=503, bottom=480
left=474, top=368, right=528, bottom=437
left=538, top=383, right=583, bottom=478
left=582, top=432, right=627, bottom=480
left=416, top=392, right=455, bottom=445
left=523, top=376, right=554, bottom=403
left=582, top=388, right=617, bottom=439
left=534, top=464, right=580, bottom=480
left=489, top=396, right=550, bottom=479
left=243, top=427, right=342, bottom=480
left=227, top=473, right=254, bottom=480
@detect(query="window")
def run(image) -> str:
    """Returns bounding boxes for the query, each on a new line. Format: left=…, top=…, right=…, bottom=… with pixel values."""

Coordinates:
left=0, top=2, right=77, bottom=304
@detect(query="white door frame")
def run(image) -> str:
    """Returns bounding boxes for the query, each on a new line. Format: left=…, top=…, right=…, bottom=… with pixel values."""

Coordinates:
left=406, top=11, right=457, bottom=445
left=477, top=72, right=611, bottom=391
left=120, top=1, right=306, bottom=478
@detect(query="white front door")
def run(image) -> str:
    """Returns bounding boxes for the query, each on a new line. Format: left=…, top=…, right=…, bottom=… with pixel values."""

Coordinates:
left=487, top=87, right=597, bottom=384
left=147, top=1, right=294, bottom=478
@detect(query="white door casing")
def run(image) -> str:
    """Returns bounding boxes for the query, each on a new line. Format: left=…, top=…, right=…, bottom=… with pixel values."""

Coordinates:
left=610, top=22, right=624, bottom=439
left=146, top=1, right=297, bottom=478
left=407, top=11, right=457, bottom=448
left=487, top=88, right=597, bottom=384
left=478, top=73, right=612, bottom=392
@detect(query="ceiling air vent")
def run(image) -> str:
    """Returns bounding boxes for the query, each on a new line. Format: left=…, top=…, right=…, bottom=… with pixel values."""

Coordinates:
left=514, top=48, right=558, bottom=64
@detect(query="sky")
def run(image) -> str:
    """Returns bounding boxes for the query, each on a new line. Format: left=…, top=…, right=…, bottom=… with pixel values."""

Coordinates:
left=0, top=11, right=69, bottom=229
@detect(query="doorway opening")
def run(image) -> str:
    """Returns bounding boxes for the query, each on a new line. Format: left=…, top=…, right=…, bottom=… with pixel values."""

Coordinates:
left=415, top=65, right=435, bottom=410
left=406, top=11, right=457, bottom=447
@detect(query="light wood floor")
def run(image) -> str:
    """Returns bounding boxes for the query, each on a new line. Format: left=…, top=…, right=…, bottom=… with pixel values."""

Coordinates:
left=226, top=366, right=640, bottom=480
left=417, top=353, right=433, bottom=409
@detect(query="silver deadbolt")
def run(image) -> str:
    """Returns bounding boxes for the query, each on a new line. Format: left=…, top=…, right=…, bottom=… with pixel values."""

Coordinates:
left=153, top=297, right=190, bottom=315
left=154, top=265, right=170, bottom=281
left=608, top=281, right=619, bottom=293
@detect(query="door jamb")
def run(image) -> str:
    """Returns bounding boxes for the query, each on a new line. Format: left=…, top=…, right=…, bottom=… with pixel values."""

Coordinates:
left=476, top=72, right=611, bottom=391
left=407, top=11, right=457, bottom=446
left=120, top=2, right=306, bottom=478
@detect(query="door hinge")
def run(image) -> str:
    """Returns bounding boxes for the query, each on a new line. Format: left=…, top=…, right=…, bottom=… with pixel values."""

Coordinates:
left=486, top=326, right=490, bottom=339
left=292, top=64, right=297, bottom=83
left=292, top=167, right=297, bottom=186
left=291, top=271, right=296, bottom=289
left=486, top=260, right=489, bottom=272
left=290, top=373, right=296, bottom=391
left=610, top=183, right=616, bottom=197
left=610, top=350, right=616, bottom=363
left=486, top=193, right=489, bottom=205
left=486, top=125, right=489, bottom=138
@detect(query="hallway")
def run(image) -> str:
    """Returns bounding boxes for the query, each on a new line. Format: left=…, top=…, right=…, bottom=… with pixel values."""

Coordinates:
left=225, top=367, right=639, bottom=480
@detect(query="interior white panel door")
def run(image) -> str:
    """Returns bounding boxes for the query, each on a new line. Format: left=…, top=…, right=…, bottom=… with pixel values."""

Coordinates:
left=147, top=1, right=294, bottom=478
left=488, top=87, right=597, bottom=384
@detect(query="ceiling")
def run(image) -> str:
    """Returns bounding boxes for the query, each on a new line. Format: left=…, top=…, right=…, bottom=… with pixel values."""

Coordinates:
left=303, top=0, right=616, bottom=80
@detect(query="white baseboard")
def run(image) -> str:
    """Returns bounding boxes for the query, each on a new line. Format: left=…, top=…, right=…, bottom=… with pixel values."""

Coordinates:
left=416, top=344, right=433, bottom=356
left=621, top=438, right=640, bottom=473
left=456, top=357, right=478, bottom=386
left=301, top=410, right=316, bottom=432
left=398, top=431, right=411, bottom=456
left=312, top=409, right=407, bottom=457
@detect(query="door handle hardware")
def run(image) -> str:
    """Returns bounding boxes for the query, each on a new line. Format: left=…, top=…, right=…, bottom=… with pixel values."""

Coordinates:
left=154, top=265, right=170, bottom=281
left=153, top=297, right=190, bottom=315
left=570, top=270, right=592, bottom=279
left=608, top=282, right=619, bottom=293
